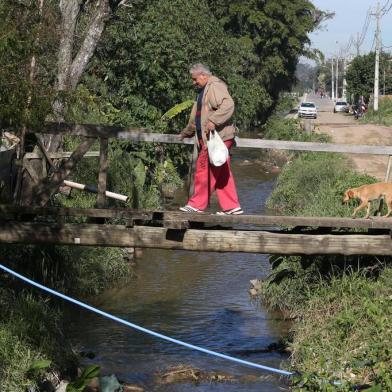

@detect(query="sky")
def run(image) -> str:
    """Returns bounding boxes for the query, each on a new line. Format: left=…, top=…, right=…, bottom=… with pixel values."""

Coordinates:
left=309, top=0, right=392, bottom=59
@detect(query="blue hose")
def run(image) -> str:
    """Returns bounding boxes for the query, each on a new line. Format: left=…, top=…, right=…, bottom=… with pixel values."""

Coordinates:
left=0, top=263, right=293, bottom=377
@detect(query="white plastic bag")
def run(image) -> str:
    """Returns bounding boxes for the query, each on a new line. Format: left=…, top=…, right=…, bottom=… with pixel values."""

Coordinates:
left=206, top=130, right=229, bottom=166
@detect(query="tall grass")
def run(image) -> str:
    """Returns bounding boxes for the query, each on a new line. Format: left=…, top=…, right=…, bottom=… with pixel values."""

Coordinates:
left=291, top=269, right=392, bottom=391
left=260, top=122, right=392, bottom=389
left=0, top=288, right=76, bottom=391
left=363, top=98, right=392, bottom=126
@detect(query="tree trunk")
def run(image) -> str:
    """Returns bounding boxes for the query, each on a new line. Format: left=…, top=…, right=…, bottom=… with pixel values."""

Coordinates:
left=20, top=0, right=122, bottom=206
left=46, top=0, right=112, bottom=152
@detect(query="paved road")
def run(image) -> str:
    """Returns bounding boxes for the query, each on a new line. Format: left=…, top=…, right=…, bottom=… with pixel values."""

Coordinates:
left=299, top=94, right=392, bottom=180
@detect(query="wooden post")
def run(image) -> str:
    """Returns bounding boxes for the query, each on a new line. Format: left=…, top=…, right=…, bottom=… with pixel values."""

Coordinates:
left=187, top=143, right=198, bottom=199
left=303, top=119, right=314, bottom=135
left=384, top=155, right=392, bottom=182
left=97, top=137, right=108, bottom=208
left=33, top=137, right=95, bottom=206
left=377, top=154, right=392, bottom=215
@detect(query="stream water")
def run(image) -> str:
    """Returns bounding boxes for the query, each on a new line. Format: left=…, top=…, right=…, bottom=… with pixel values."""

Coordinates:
left=64, top=147, right=291, bottom=391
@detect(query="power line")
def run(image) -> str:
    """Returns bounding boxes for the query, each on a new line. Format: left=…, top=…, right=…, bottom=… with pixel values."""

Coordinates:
left=381, top=0, right=392, bottom=15
left=359, top=9, right=371, bottom=45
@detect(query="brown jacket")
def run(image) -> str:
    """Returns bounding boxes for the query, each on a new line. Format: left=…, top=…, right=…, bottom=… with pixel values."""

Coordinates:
left=181, top=76, right=236, bottom=144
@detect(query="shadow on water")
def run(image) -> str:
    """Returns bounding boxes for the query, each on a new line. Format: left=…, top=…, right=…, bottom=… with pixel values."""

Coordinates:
left=64, top=146, right=292, bottom=391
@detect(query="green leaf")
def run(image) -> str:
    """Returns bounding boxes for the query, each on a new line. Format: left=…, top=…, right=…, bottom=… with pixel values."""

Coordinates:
left=161, top=100, right=194, bottom=120
left=28, top=359, right=52, bottom=373
left=66, top=365, right=100, bottom=392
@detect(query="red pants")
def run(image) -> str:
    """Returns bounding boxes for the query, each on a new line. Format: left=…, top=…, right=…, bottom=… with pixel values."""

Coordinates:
left=187, top=139, right=240, bottom=211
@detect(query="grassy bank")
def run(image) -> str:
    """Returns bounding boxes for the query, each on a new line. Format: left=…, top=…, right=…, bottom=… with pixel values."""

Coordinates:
left=362, top=97, right=392, bottom=126
left=260, top=116, right=392, bottom=390
left=0, top=288, right=76, bottom=391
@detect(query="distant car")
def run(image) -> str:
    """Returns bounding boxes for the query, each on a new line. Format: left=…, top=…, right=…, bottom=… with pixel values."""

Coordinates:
left=298, top=102, right=317, bottom=119
left=334, top=101, right=349, bottom=113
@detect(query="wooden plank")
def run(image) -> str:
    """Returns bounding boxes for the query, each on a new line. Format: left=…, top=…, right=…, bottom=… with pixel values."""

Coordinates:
left=1, top=222, right=392, bottom=255
left=0, top=205, right=153, bottom=220
left=163, top=211, right=392, bottom=230
left=96, top=138, right=108, bottom=208
left=37, top=123, right=392, bottom=155
left=385, top=155, right=392, bottom=182
left=41, top=122, right=157, bottom=139
left=234, top=138, right=392, bottom=155
left=36, top=137, right=57, bottom=171
left=22, top=157, right=40, bottom=184
left=25, top=151, right=100, bottom=159
left=2, top=205, right=392, bottom=229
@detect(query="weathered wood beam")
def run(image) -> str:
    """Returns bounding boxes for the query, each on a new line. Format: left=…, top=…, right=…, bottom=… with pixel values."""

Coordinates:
left=163, top=212, right=392, bottom=229
left=41, top=122, right=154, bottom=139
left=25, top=151, right=100, bottom=159
left=234, top=138, right=392, bottom=155
left=38, top=123, right=392, bottom=155
left=36, top=137, right=58, bottom=171
left=96, top=137, right=108, bottom=208
left=0, top=205, right=154, bottom=219
left=1, top=205, right=392, bottom=229
left=0, top=222, right=391, bottom=255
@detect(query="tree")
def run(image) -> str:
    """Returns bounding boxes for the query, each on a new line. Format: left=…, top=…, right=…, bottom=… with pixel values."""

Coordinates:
left=209, top=0, right=328, bottom=117
left=346, top=52, right=392, bottom=103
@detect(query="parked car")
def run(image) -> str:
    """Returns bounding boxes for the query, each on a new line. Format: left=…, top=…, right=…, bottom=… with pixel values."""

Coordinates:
left=334, top=101, right=349, bottom=113
left=298, top=102, right=317, bottom=119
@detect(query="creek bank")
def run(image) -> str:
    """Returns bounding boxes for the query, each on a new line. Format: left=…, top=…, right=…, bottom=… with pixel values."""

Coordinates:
left=259, top=120, right=392, bottom=389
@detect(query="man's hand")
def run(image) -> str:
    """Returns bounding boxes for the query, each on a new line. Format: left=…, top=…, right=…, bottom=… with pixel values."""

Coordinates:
left=178, top=133, right=186, bottom=141
left=207, top=121, right=215, bottom=131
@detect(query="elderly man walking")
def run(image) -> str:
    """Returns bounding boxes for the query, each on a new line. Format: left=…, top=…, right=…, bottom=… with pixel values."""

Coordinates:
left=179, top=63, right=243, bottom=215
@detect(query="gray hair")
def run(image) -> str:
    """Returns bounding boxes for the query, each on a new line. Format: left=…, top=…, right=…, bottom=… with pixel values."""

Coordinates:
left=190, top=63, right=212, bottom=76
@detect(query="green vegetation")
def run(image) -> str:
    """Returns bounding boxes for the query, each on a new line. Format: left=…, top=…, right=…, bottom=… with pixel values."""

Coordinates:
left=0, top=0, right=330, bottom=389
left=291, top=270, right=392, bottom=391
left=346, top=52, right=392, bottom=103
left=262, top=100, right=330, bottom=144
left=261, top=125, right=392, bottom=390
left=0, top=288, right=76, bottom=391
left=363, top=98, right=392, bottom=127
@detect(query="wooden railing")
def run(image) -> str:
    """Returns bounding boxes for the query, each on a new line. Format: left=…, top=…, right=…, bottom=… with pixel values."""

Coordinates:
left=22, top=122, right=392, bottom=207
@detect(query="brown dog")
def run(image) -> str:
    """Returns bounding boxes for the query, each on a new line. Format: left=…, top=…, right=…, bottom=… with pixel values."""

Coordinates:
left=342, top=182, right=392, bottom=219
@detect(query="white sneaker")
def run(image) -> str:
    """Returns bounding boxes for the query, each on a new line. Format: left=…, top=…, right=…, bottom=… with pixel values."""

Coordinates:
left=216, top=207, right=244, bottom=215
left=179, top=205, right=203, bottom=213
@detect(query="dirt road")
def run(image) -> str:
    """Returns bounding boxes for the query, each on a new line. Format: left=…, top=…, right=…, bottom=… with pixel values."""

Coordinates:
left=308, top=95, right=392, bottom=180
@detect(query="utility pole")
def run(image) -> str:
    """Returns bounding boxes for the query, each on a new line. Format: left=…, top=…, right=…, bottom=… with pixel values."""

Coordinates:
left=342, top=56, right=347, bottom=101
left=335, top=56, right=339, bottom=99
left=374, top=1, right=381, bottom=111
left=384, top=66, right=386, bottom=96
left=331, top=58, right=335, bottom=100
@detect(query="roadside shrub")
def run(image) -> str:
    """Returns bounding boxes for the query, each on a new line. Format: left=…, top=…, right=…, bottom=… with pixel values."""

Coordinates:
left=261, top=133, right=392, bottom=389
left=263, top=116, right=330, bottom=143
left=362, top=97, right=392, bottom=127
left=266, top=152, right=375, bottom=216
left=291, top=269, right=392, bottom=391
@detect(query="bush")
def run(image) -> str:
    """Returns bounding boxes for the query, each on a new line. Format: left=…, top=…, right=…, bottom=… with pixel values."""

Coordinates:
left=363, top=98, right=392, bottom=126
left=261, top=133, right=392, bottom=389
left=266, top=152, right=375, bottom=216
left=291, top=269, right=392, bottom=391
left=0, top=288, right=76, bottom=391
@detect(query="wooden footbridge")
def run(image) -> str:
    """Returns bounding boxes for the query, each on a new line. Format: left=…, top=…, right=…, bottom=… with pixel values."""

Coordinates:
left=3, top=122, right=392, bottom=256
